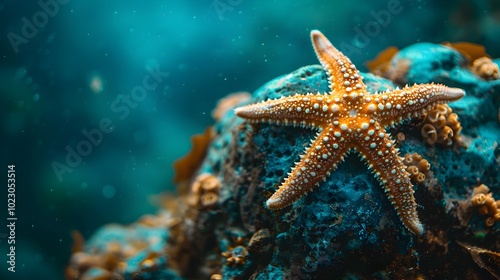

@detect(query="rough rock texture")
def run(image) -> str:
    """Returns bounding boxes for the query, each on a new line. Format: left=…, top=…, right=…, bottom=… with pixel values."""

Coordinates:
left=194, top=43, right=500, bottom=279
left=67, top=43, right=500, bottom=280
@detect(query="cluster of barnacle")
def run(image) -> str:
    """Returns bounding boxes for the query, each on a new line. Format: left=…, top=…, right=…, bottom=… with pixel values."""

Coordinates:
left=66, top=249, right=123, bottom=279
left=165, top=173, right=223, bottom=274
left=402, top=153, right=430, bottom=184
left=65, top=231, right=121, bottom=280
left=65, top=210, right=176, bottom=280
left=164, top=173, right=223, bottom=275
left=470, top=184, right=500, bottom=227
left=188, top=173, right=222, bottom=209
left=420, top=104, right=463, bottom=147
left=471, top=57, right=499, bottom=81
left=221, top=236, right=249, bottom=266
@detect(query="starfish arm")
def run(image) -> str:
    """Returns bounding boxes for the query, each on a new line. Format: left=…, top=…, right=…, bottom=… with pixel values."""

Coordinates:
left=355, top=126, right=424, bottom=235
left=235, top=94, right=339, bottom=128
left=266, top=128, right=350, bottom=209
left=368, top=84, right=465, bottom=127
left=311, top=30, right=366, bottom=94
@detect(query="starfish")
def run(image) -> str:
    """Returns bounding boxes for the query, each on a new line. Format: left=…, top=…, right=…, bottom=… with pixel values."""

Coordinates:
left=234, top=30, right=464, bottom=235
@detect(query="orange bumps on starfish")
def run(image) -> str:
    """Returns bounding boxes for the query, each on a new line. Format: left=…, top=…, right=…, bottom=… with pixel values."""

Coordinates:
left=235, top=30, right=465, bottom=235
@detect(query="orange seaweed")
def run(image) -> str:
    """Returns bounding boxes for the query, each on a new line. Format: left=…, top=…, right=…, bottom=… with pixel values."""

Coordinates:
left=71, top=230, right=85, bottom=253
left=173, top=127, right=214, bottom=188
left=365, top=46, right=399, bottom=75
left=442, top=42, right=489, bottom=63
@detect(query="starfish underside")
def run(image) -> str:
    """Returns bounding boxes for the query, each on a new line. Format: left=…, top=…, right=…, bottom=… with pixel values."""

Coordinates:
left=235, top=30, right=465, bottom=235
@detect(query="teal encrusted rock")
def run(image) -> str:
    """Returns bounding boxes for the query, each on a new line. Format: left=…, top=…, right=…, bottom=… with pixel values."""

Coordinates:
left=192, top=43, right=499, bottom=279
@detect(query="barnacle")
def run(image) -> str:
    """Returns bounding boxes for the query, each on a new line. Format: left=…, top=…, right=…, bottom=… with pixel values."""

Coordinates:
left=421, top=124, right=438, bottom=145
left=189, top=173, right=222, bottom=209
left=470, top=184, right=500, bottom=227
left=396, top=132, right=406, bottom=142
left=402, top=153, right=430, bottom=184
left=421, top=104, right=463, bottom=146
left=471, top=57, right=499, bottom=81
left=221, top=237, right=248, bottom=266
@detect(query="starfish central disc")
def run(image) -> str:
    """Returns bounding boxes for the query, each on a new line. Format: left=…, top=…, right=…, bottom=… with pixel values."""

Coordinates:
left=235, top=30, right=465, bottom=235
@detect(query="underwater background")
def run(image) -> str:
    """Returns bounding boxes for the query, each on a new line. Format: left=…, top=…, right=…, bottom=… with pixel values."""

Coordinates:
left=0, top=0, right=499, bottom=279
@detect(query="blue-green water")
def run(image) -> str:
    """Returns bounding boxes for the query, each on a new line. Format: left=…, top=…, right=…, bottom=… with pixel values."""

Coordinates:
left=0, top=0, right=499, bottom=279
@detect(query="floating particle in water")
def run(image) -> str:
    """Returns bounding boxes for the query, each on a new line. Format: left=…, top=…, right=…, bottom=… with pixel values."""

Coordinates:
left=102, top=185, right=116, bottom=198
left=89, top=74, right=104, bottom=93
